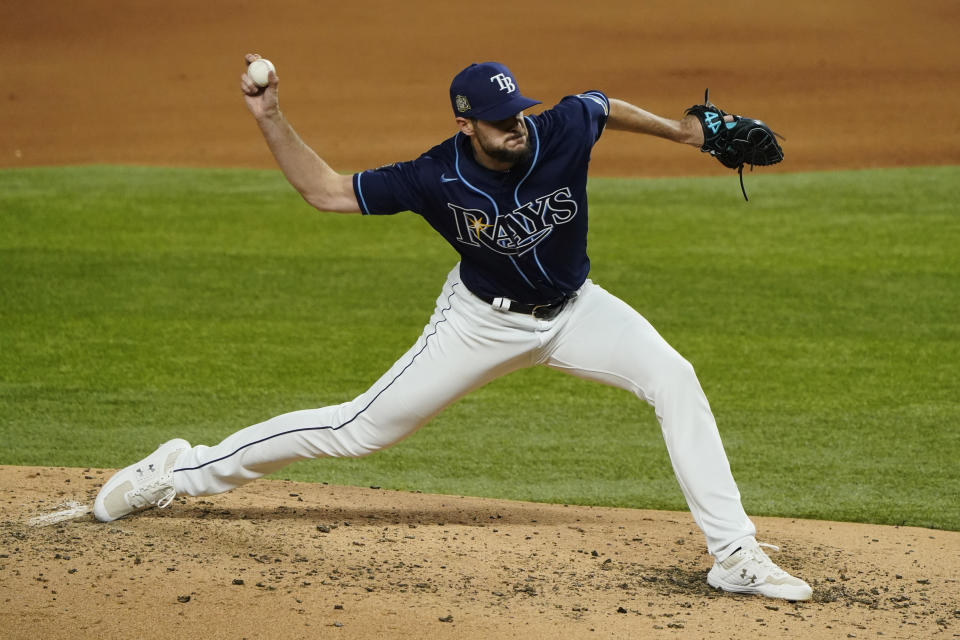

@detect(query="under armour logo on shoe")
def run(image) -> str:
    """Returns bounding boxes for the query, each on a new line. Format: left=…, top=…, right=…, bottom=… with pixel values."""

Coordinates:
left=741, top=569, right=758, bottom=584
left=148, top=464, right=155, bottom=472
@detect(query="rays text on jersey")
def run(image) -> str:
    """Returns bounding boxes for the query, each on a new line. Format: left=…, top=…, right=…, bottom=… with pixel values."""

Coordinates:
left=448, top=187, right=578, bottom=256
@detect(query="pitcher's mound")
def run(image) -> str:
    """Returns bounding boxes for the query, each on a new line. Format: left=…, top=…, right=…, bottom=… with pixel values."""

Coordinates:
left=1, top=466, right=956, bottom=639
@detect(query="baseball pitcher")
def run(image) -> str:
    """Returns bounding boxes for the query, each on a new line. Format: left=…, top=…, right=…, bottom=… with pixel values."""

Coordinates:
left=94, top=55, right=808, bottom=601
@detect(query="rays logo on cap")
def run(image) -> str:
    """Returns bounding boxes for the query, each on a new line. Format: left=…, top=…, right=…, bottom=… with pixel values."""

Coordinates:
left=489, top=73, right=516, bottom=92
left=455, top=95, right=471, bottom=113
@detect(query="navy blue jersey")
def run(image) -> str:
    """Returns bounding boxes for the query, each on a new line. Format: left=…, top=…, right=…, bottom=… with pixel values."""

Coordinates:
left=353, top=91, right=609, bottom=305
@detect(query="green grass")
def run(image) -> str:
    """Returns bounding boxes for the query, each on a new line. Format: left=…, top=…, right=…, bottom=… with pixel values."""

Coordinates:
left=1, top=165, right=958, bottom=530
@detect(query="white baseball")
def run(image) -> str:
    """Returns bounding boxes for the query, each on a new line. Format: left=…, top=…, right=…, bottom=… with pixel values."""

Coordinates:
left=247, top=58, right=275, bottom=88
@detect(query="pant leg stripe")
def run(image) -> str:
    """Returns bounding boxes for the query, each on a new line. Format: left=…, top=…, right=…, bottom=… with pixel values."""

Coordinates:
left=174, top=284, right=460, bottom=473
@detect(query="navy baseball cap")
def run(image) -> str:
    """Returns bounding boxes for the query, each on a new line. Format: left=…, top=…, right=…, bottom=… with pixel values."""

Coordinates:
left=450, top=62, right=541, bottom=121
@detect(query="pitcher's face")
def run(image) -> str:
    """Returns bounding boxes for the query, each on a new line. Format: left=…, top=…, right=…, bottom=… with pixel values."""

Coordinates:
left=458, top=113, right=532, bottom=170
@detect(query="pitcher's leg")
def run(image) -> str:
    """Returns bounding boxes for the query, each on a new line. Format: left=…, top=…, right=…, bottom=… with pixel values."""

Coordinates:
left=174, top=277, right=536, bottom=496
left=545, top=283, right=755, bottom=558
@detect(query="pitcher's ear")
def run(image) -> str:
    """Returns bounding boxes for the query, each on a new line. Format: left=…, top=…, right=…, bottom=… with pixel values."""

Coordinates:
left=455, top=117, right=476, bottom=136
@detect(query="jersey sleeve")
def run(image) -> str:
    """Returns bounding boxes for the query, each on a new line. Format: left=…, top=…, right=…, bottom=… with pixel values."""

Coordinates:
left=574, top=90, right=610, bottom=142
left=353, top=158, right=429, bottom=216
left=533, top=90, right=610, bottom=151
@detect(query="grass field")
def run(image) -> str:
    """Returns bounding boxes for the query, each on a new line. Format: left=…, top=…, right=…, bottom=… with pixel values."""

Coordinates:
left=1, top=165, right=957, bottom=530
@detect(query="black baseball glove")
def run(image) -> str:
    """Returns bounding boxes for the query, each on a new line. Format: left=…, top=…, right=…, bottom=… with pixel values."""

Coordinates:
left=685, top=90, right=783, bottom=201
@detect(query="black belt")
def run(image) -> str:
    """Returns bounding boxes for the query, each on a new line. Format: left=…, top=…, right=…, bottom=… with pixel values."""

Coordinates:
left=479, top=292, right=577, bottom=320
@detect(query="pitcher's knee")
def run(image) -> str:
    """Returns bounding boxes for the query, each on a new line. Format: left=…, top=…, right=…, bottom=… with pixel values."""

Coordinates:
left=673, top=355, right=699, bottom=383
left=653, top=352, right=704, bottom=398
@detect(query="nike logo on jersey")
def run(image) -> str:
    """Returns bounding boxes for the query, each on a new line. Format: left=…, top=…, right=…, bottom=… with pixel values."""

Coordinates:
left=440, top=174, right=458, bottom=183
left=448, top=187, right=578, bottom=256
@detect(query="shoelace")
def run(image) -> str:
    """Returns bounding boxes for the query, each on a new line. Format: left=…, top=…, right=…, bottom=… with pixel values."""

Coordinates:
left=157, top=487, right=176, bottom=509
left=746, top=542, right=788, bottom=577
left=130, top=476, right=176, bottom=509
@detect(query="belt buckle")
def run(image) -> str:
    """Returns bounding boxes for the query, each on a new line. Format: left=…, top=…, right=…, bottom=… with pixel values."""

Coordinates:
left=534, top=292, right=577, bottom=319
left=532, top=300, right=562, bottom=320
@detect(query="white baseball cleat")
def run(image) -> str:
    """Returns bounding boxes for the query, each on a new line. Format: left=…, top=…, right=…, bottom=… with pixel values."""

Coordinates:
left=707, top=538, right=813, bottom=601
left=93, top=439, right=191, bottom=522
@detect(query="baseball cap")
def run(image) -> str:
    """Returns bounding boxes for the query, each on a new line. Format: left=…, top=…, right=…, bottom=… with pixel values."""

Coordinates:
left=449, top=62, right=541, bottom=121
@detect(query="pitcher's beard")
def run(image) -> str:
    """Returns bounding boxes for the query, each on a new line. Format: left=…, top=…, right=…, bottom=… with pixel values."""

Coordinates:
left=478, top=134, right=532, bottom=166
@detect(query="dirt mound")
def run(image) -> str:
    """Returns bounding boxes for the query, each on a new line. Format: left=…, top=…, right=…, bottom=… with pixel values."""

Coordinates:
left=1, top=466, right=956, bottom=639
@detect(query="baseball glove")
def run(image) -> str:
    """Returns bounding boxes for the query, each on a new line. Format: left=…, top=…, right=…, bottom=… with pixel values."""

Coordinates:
left=685, top=90, right=784, bottom=201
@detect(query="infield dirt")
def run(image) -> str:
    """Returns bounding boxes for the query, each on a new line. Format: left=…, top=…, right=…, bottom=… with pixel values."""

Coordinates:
left=3, top=466, right=959, bottom=639
left=2, top=0, right=959, bottom=638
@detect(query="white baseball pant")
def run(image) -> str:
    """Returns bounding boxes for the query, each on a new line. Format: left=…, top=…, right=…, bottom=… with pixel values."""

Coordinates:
left=172, top=264, right=756, bottom=558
